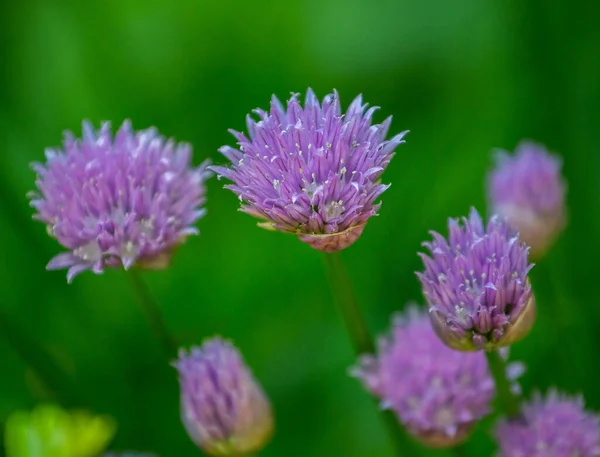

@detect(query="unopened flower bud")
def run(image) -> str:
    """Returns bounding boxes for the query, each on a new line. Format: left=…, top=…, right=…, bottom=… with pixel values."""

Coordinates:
left=488, top=141, right=566, bottom=259
left=173, top=338, right=273, bottom=456
left=417, top=208, right=536, bottom=351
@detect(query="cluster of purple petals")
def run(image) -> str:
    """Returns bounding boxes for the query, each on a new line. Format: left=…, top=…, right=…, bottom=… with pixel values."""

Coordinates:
left=351, top=306, right=509, bottom=447
left=211, top=89, right=407, bottom=252
left=417, top=208, right=534, bottom=350
left=495, top=391, right=600, bottom=457
left=488, top=141, right=566, bottom=258
left=29, top=120, right=211, bottom=282
left=173, top=338, right=272, bottom=455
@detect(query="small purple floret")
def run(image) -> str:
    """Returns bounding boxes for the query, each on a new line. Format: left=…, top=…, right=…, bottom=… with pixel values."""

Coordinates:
left=495, top=390, right=600, bottom=457
left=211, top=89, right=407, bottom=252
left=417, top=208, right=535, bottom=351
left=351, top=306, right=522, bottom=447
left=174, top=338, right=273, bottom=456
left=488, top=141, right=567, bottom=259
left=29, top=120, right=211, bottom=282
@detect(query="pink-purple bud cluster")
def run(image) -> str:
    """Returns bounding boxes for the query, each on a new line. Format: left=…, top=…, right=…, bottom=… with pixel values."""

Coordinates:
left=173, top=338, right=273, bottom=456
left=352, top=306, right=522, bottom=447
left=211, top=89, right=407, bottom=252
left=495, top=391, right=600, bottom=457
left=417, top=208, right=535, bottom=351
left=29, top=121, right=211, bottom=282
left=488, top=141, right=567, bottom=259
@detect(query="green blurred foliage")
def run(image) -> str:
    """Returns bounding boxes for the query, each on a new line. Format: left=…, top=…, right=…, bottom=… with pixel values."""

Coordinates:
left=0, top=0, right=599, bottom=456
left=4, top=404, right=116, bottom=457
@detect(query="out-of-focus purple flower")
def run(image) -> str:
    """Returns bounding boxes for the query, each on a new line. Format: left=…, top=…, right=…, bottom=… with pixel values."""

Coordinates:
left=351, top=306, right=524, bottom=448
left=488, top=141, right=567, bottom=259
left=211, top=89, right=407, bottom=252
left=173, top=338, right=273, bottom=456
left=495, top=390, right=600, bottom=457
left=29, top=121, right=211, bottom=282
left=417, top=208, right=535, bottom=351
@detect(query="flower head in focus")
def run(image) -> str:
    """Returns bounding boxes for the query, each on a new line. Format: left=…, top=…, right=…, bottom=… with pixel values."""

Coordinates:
left=211, top=89, right=407, bottom=252
left=495, top=390, right=600, bottom=457
left=351, top=306, right=523, bottom=447
left=4, top=404, right=116, bottom=457
left=417, top=208, right=535, bottom=351
left=173, top=337, right=273, bottom=456
left=29, top=120, right=211, bottom=282
left=488, top=141, right=567, bottom=259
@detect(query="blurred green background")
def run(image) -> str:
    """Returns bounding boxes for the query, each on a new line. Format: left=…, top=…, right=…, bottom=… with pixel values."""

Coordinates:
left=1, top=0, right=599, bottom=456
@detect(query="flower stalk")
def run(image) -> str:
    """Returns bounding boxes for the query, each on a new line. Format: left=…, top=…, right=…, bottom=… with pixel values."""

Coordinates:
left=0, top=309, right=83, bottom=407
left=127, top=270, right=178, bottom=359
left=485, top=350, right=521, bottom=418
left=323, top=252, right=420, bottom=456
left=323, top=252, right=373, bottom=354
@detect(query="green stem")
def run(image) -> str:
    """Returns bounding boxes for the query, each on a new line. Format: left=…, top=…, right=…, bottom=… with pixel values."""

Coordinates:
left=485, top=350, right=520, bottom=418
left=381, top=410, right=423, bottom=456
left=536, top=261, right=589, bottom=389
left=0, top=310, right=83, bottom=407
left=322, top=252, right=373, bottom=354
left=0, top=421, right=5, bottom=457
left=454, top=444, right=469, bottom=457
left=127, top=270, right=178, bottom=359
left=323, top=252, right=420, bottom=456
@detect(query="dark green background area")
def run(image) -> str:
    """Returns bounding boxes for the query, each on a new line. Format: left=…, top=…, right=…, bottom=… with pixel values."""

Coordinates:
left=1, top=0, right=599, bottom=456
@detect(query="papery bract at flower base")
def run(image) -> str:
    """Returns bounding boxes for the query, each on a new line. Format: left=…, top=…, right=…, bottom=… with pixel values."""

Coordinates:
left=351, top=306, right=524, bottom=448
left=495, top=390, right=600, bottom=457
left=174, top=338, right=273, bottom=456
left=488, top=141, right=567, bottom=259
left=417, top=208, right=535, bottom=351
left=29, top=120, right=211, bottom=282
left=211, top=89, right=407, bottom=252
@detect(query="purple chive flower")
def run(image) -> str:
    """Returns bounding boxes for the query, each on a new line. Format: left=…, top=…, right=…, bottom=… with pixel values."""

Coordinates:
left=173, top=338, right=273, bottom=456
left=417, top=208, right=535, bottom=351
left=29, top=121, right=211, bottom=282
left=211, top=89, right=407, bottom=252
left=495, top=390, right=600, bottom=457
left=488, top=141, right=567, bottom=259
left=351, top=306, right=523, bottom=448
